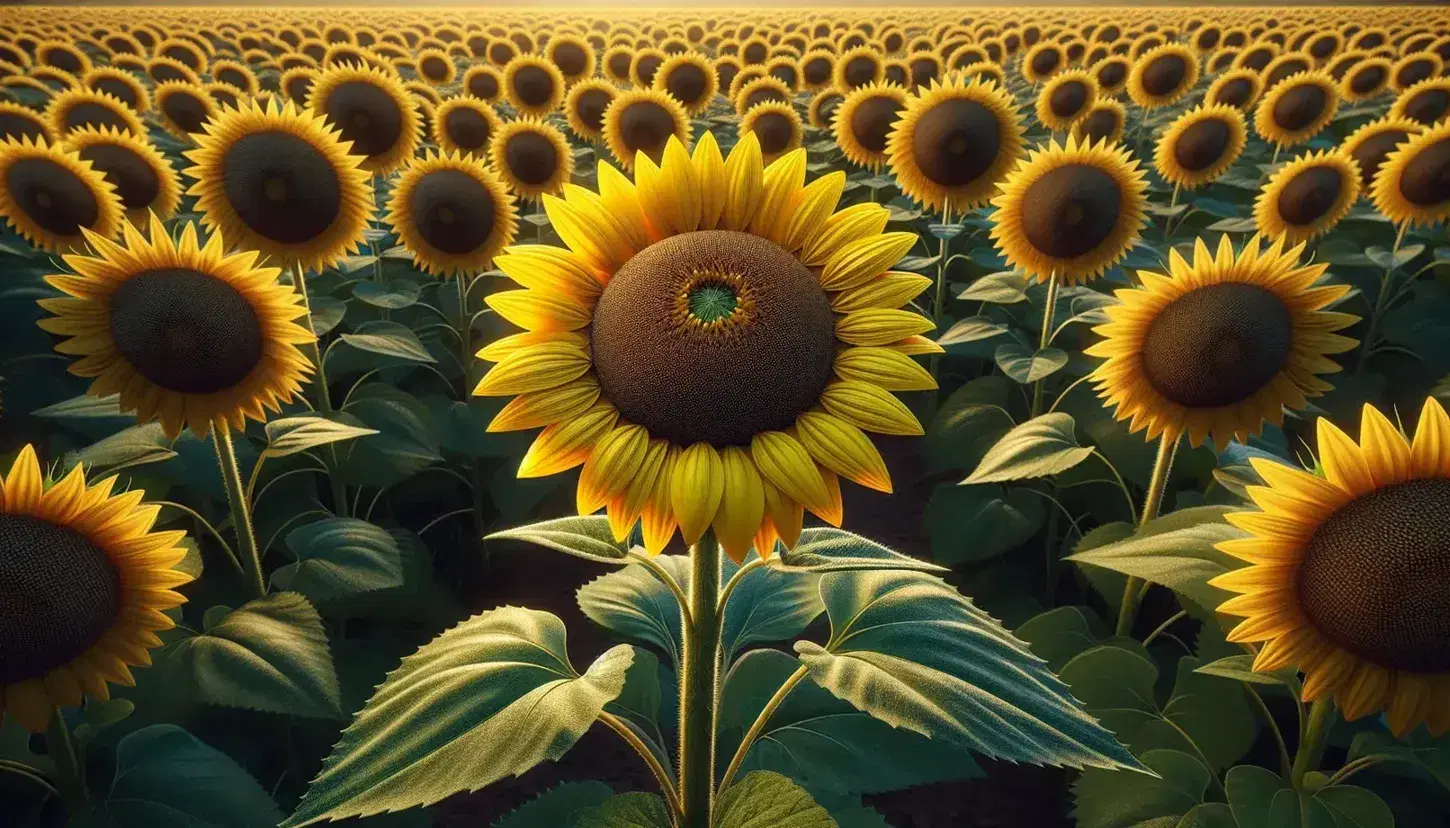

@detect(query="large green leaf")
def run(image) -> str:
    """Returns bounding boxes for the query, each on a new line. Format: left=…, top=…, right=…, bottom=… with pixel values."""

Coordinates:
left=492, top=782, right=615, bottom=828
left=338, top=320, right=436, bottom=363
left=713, top=771, right=837, bottom=828
left=924, top=482, right=1044, bottom=564
left=263, top=416, right=378, bottom=458
left=1223, top=765, right=1387, bottom=828
left=166, top=592, right=342, bottom=719
left=924, top=375, right=1016, bottom=474
left=995, top=343, right=1069, bottom=383
left=98, top=724, right=284, bottom=828
left=958, top=270, right=1029, bottom=303
left=1072, top=749, right=1212, bottom=828
left=937, top=315, right=1008, bottom=345
left=576, top=793, right=673, bottom=828
left=65, top=424, right=176, bottom=474
left=793, top=570, right=1143, bottom=771
left=1066, top=507, right=1246, bottom=611
left=1194, top=655, right=1302, bottom=695
left=273, top=517, right=406, bottom=602
left=1015, top=606, right=1104, bottom=672
left=284, top=608, right=634, bottom=826
left=719, top=556, right=822, bottom=659
left=334, top=385, right=441, bottom=486
left=577, top=556, right=691, bottom=666
left=773, top=527, right=947, bottom=573
left=718, top=649, right=982, bottom=795
left=487, top=515, right=631, bottom=563
left=1347, top=729, right=1450, bottom=793
left=965, top=412, right=1095, bottom=484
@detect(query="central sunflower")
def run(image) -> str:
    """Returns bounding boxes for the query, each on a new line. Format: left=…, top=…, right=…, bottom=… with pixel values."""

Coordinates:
left=474, top=133, right=935, bottom=561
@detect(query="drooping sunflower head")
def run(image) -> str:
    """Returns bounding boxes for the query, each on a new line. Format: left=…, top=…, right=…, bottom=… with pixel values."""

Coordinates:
left=156, top=36, right=206, bottom=72
left=1371, top=120, right=1450, bottom=227
left=490, top=116, right=574, bottom=201
left=1071, top=98, right=1127, bottom=146
left=739, top=101, right=803, bottom=163
left=503, top=55, right=566, bottom=119
left=1086, top=233, right=1357, bottom=448
left=1127, top=43, right=1200, bottom=109
left=834, top=81, right=909, bottom=170
left=476, top=132, right=935, bottom=562
left=807, top=87, right=845, bottom=130
left=0, top=101, right=53, bottom=146
left=415, top=47, right=456, bottom=86
left=1342, top=116, right=1425, bottom=194
left=1155, top=103, right=1247, bottom=190
left=1235, top=41, right=1281, bottom=73
left=40, top=215, right=315, bottom=438
left=154, top=81, right=219, bottom=140
left=546, top=34, right=596, bottom=85
left=1206, top=68, right=1263, bottom=113
left=1254, top=70, right=1340, bottom=149
left=62, top=126, right=180, bottom=225
left=887, top=75, right=1023, bottom=215
left=834, top=45, right=884, bottom=91
left=184, top=98, right=373, bottom=273
left=81, top=67, right=149, bottom=114
left=1036, top=70, right=1099, bottom=132
left=386, top=150, right=517, bottom=277
left=1392, top=51, right=1444, bottom=93
left=0, top=445, right=191, bottom=733
left=602, top=88, right=690, bottom=173
left=1254, top=149, right=1361, bottom=244
left=308, top=63, right=421, bottom=174
left=0, top=135, right=122, bottom=253
left=209, top=58, right=259, bottom=96
left=1208, top=49, right=1241, bottom=75
left=1340, top=56, right=1392, bottom=102
left=988, top=134, right=1148, bottom=285
left=565, top=80, right=617, bottom=143
left=1212, top=397, right=1450, bottom=736
left=1389, top=78, right=1450, bottom=128
left=654, top=51, right=718, bottom=116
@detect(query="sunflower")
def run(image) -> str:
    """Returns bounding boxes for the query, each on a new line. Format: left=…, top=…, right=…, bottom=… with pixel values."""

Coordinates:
left=1341, top=57, right=1392, bottom=102
left=834, top=82, right=909, bottom=170
left=989, top=135, right=1147, bottom=285
left=491, top=117, right=573, bottom=201
left=1036, top=70, right=1099, bottom=132
left=154, top=81, right=219, bottom=140
left=1090, top=55, right=1130, bottom=97
left=799, top=49, right=835, bottom=92
left=29, top=66, right=80, bottom=94
left=601, top=88, right=690, bottom=172
left=0, top=136, right=122, bottom=253
left=740, top=35, right=771, bottom=65
left=1127, top=43, right=1200, bottom=109
left=1213, top=397, right=1450, bottom=735
left=959, top=60, right=1007, bottom=88
left=734, top=76, right=792, bottom=117
left=565, top=79, right=617, bottom=143
left=386, top=151, right=518, bottom=277
left=1326, top=50, right=1367, bottom=82
left=40, top=215, right=314, bottom=438
left=185, top=98, right=373, bottom=273
left=63, top=126, right=180, bottom=225
left=631, top=47, right=668, bottom=88
left=81, top=67, right=149, bottom=114
left=498, top=55, right=563, bottom=119
left=739, top=101, right=802, bottom=163
left=0, top=101, right=53, bottom=145
left=1209, top=50, right=1241, bottom=75
left=209, top=58, right=260, bottom=96
left=1371, top=121, right=1450, bottom=227
left=1155, top=104, right=1248, bottom=190
left=146, top=56, right=200, bottom=86
left=280, top=67, right=319, bottom=108
left=1235, top=42, right=1281, bottom=73
left=807, top=88, right=845, bottom=130
left=1072, top=99, right=1127, bottom=146
left=654, top=52, right=717, bottom=116
left=887, top=75, right=1022, bottom=215
left=474, top=131, right=934, bottom=561
left=0, top=445, right=191, bottom=733
left=546, top=34, right=596, bottom=85
left=834, top=45, right=884, bottom=91
left=1023, top=41, right=1066, bottom=84
left=34, top=39, right=91, bottom=76
left=1086, top=233, right=1356, bottom=449
left=1254, top=71, right=1340, bottom=149
left=1343, top=116, right=1425, bottom=193
left=1392, top=52, right=1444, bottom=93
left=603, top=45, right=634, bottom=84
left=1263, top=52, right=1316, bottom=91
left=415, top=47, right=456, bottom=86
left=155, top=37, right=206, bottom=72
left=308, top=64, right=421, bottom=175
left=1389, top=78, right=1450, bottom=128
left=1206, top=68, right=1262, bottom=113
left=1254, top=150, right=1361, bottom=244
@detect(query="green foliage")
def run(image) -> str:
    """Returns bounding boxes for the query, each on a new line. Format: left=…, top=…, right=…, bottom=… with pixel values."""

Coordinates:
left=493, top=782, right=616, bottom=828
left=712, top=772, right=837, bottom=828
left=965, top=412, right=1096, bottom=484
left=486, top=514, right=631, bottom=563
left=273, top=517, right=406, bottom=603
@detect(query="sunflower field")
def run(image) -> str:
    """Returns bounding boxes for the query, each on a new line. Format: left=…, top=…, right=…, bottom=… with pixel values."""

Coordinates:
left=1, top=4, right=1450, bottom=828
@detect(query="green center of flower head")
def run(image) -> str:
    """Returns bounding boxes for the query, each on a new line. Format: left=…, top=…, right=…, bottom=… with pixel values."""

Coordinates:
left=687, top=282, right=738, bottom=324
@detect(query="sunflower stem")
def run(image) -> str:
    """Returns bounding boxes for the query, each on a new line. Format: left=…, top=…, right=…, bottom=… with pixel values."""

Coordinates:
left=1162, top=184, right=1180, bottom=242
left=1354, top=222, right=1408, bottom=376
left=291, top=266, right=351, bottom=517
left=213, top=426, right=267, bottom=598
left=1115, top=433, right=1178, bottom=637
left=1030, top=271, right=1060, bottom=417
left=927, top=208, right=952, bottom=419
left=678, top=531, right=722, bottom=828
left=1292, top=699, right=1336, bottom=790
left=44, top=709, right=88, bottom=814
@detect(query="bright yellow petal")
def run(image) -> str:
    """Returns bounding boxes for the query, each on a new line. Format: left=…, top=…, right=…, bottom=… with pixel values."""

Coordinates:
left=750, top=430, right=832, bottom=514
left=796, top=410, right=892, bottom=493
left=720, top=131, right=763, bottom=231
left=485, top=289, right=593, bottom=332
left=1410, top=396, right=1450, bottom=477
left=671, top=442, right=725, bottom=544
left=472, top=341, right=592, bottom=396
left=783, top=171, right=846, bottom=254
left=834, top=346, right=937, bottom=391
left=495, top=246, right=605, bottom=301
left=835, top=308, right=936, bottom=346
left=692, top=130, right=727, bottom=231
left=819, top=380, right=924, bottom=436
left=830, top=271, right=933, bottom=313
left=1358, top=403, right=1411, bottom=487
left=713, top=446, right=766, bottom=563
left=821, top=232, right=919, bottom=291
left=517, top=402, right=618, bottom=478
left=578, top=423, right=650, bottom=515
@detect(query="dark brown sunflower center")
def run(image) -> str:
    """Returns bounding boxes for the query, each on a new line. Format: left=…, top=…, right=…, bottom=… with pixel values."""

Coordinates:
left=1310, top=35, right=1337, bottom=58
left=151, top=64, right=189, bottom=84
left=804, top=57, right=831, bottom=85
left=222, top=130, right=342, bottom=245
left=1350, top=65, right=1386, bottom=95
left=1266, top=60, right=1311, bottom=89
left=1277, top=165, right=1344, bottom=226
left=744, top=86, right=787, bottom=111
left=0, top=514, right=120, bottom=684
left=911, top=98, right=1001, bottom=187
left=1173, top=118, right=1232, bottom=172
left=94, top=79, right=139, bottom=109
left=590, top=230, right=836, bottom=446
left=1097, top=61, right=1127, bottom=89
left=420, top=56, right=449, bottom=81
left=4, top=156, right=98, bottom=237
left=1031, top=49, right=1061, bottom=77
left=1351, top=130, right=1411, bottom=189
left=1397, top=59, right=1436, bottom=89
left=109, top=267, right=265, bottom=393
left=574, top=88, right=612, bottom=132
left=65, top=101, right=131, bottom=134
left=1403, top=89, right=1450, bottom=127
left=408, top=169, right=496, bottom=255
left=751, top=111, right=794, bottom=155
left=1298, top=477, right=1450, bottom=673
left=1079, top=108, right=1121, bottom=143
left=1141, top=54, right=1187, bottom=96
left=744, top=43, right=767, bottom=64
left=1048, top=81, right=1090, bottom=119
left=1399, top=137, right=1450, bottom=207
left=1019, top=163, right=1122, bottom=258
left=849, top=94, right=903, bottom=154
left=217, top=68, right=249, bottom=90
left=323, top=80, right=403, bottom=158
left=504, top=130, right=559, bottom=185
left=554, top=43, right=588, bottom=77
left=717, top=64, right=740, bottom=92
left=162, top=92, right=210, bottom=134
left=1243, top=49, right=1274, bottom=71
left=616, top=100, right=675, bottom=163
left=1197, top=29, right=1222, bottom=50
left=1214, top=78, right=1253, bottom=108
left=0, top=112, right=48, bottom=144
left=636, top=55, right=663, bottom=86
left=608, top=52, right=632, bottom=79
left=1139, top=282, right=1292, bottom=409
left=1273, top=85, right=1327, bottom=132
left=440, top=106, right=488, bottom=150
left=843, top=55, right=877, bottom=87
left=78, top=144, right=159, bottom=210
left=285, top=76, right=315, bottom=107
left=665, top=63, right=709, bottom=105
left=45, top=48, right=83, bottom=74
left=910, top=59, right=939, bottom=88
left=465, top=72, right=495, bottom=100
left=512, top=65, right=555, bottom=107
left=771, top=64, right=799, bottom=88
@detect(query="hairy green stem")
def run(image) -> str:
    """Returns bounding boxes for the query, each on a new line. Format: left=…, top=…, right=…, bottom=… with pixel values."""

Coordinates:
left=213, top=427, right=266, bottom=598
left=1030, top=272, right=1060, bottom=417
left=1354, top=222, right=1408, bottom=375
left=678, top=532, right=722, bottom=828
left=1116, top=434, right=1178, bottom=637
left=44, top=709, right=88, bottom=814
left=1292, top=699, right=1335, bottom=790
left=292, top=266, right=350, bottom=516
left=600, top=711, right=682, bottom=818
